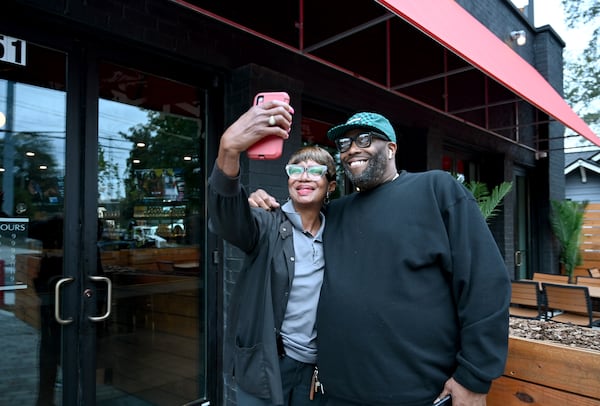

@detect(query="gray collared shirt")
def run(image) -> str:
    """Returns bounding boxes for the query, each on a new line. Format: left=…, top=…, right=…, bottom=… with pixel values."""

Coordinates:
left=279, top=200, right=325, bottom=364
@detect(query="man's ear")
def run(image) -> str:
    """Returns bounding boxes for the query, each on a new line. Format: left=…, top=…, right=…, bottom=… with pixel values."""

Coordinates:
left=387, top=142, right=397, bottom=159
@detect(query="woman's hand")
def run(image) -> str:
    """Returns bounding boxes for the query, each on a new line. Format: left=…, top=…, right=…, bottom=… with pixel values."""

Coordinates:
left=217, top=100, right=294, bottom=177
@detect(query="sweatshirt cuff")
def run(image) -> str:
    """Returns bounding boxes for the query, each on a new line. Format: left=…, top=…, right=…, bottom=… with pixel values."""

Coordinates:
left=209, top=162, right=241, bottom=197
left=453, top=366, right=491, bottom=394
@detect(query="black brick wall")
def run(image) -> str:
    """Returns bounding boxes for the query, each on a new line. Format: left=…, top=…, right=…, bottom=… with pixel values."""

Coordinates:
left=457, top=0, right=565, bottom=276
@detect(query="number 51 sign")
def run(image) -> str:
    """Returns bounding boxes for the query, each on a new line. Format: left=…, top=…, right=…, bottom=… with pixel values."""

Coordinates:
left=0, top=35, right=26, bottom=66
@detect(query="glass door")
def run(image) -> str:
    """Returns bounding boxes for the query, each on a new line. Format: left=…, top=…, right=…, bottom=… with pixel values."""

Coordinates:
left=1, top=38, right=210, bottom=405
left=94, top=61, right=208, bottom=405
left=0, top=38, right=71, bottom=405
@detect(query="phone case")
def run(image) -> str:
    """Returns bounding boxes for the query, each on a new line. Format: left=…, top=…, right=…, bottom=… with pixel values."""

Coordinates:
left=247, top=91, right=290, bottom=160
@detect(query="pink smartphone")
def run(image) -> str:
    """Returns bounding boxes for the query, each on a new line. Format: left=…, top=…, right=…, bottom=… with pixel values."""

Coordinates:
left=247, top=91, right=290, bottom=160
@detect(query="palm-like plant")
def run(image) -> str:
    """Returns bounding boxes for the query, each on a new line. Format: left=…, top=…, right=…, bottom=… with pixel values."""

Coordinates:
left=464, top=180, right=513, bottom=223
left=550, top=199, right=588, bottom=282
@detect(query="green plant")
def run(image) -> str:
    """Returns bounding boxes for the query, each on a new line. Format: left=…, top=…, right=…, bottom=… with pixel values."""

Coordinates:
left=463, top=180, right=513, bottom=223
left=550, top=199, right=589, bottom=281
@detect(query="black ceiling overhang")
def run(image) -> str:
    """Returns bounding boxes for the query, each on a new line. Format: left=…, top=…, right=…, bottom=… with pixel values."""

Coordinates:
left=169, top=0, right=600, bottom=149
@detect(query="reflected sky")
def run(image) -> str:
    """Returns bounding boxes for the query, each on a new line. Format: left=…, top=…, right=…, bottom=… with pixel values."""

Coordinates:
left=0, top=80, right=149, bottom=200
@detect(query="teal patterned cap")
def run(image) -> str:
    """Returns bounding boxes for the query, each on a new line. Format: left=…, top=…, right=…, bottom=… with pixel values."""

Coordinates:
left=327, top=112, right=396, bottom=143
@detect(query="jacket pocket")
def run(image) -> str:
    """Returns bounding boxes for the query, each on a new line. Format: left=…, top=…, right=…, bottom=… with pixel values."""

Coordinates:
left=233, top=340, right=270, bottom=398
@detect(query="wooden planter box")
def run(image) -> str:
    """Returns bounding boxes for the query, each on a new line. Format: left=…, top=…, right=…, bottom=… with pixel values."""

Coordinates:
left=488, top=336, right=600, bottom=405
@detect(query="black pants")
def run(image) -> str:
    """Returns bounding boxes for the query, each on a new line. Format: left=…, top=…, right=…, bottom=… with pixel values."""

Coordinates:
left=236, top=355, right=326, bottom=406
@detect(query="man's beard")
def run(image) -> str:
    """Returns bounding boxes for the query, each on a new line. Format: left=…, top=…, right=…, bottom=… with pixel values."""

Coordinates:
left=343, top=149, right=388, bottom=191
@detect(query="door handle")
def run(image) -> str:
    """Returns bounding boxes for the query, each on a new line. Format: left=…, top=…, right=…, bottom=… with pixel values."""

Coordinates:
left=55, top=277, right=74, bottom=325
left=88, top=275, right=112, bottom=322
left=515, top=250, right=522, bottom=267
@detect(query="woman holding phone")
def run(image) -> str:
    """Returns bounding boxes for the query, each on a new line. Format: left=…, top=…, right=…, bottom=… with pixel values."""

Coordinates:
left=208, top=98, right=335, bottom=405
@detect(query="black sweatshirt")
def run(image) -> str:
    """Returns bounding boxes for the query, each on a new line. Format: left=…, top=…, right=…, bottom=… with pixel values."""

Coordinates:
left=317, top=170, right=510, bottom=405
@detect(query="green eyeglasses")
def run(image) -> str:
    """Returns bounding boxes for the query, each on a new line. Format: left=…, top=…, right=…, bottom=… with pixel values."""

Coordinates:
left=334, top=131, right=388, bottom=153
left=285, top=164, right=329, bottom=180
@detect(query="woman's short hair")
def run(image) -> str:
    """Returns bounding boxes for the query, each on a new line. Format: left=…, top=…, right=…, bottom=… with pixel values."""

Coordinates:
left=288, top=146, right=336, bottom=181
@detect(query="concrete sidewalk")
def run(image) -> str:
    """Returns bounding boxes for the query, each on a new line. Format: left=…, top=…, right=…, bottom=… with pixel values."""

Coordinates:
left=0, top=309, right=53, bottom=405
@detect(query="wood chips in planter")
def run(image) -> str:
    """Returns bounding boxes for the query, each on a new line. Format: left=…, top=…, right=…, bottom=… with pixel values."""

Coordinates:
left=509, top=317, right=600, bottom=351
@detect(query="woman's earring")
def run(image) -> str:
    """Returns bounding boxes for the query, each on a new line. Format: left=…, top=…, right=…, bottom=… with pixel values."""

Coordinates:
left=324, top=191, right=330, bottom=205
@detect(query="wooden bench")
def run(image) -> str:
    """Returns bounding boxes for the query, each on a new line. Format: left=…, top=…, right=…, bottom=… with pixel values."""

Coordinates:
left=588, top=267, right=600, bottom=278
left=577, top=276, right=600, bottom=288
left=532, top=272, right=569, bottom=284
left=541, top=282, right=600, bottom=327
left=576, top=276, right=600, bottom=311
left=509, top=280, right=542, bottom=319
left=531, top=273, right=570, bottom=317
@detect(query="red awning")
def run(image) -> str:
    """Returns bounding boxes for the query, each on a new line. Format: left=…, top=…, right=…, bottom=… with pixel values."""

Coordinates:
left=377, top=0, right=600, bottom=147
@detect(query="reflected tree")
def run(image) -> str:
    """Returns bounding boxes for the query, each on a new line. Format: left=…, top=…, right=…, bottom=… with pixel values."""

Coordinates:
left=118, top=111, right=203, bottom=228
left=0, top=131, right=62, bottom=215
left=98, top=144, right=121, bottom=201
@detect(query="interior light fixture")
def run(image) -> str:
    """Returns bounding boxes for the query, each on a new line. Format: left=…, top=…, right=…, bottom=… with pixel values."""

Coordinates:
left=0, top=112, right=6, bottom=128
left=510, top=30, right=526, bottom=46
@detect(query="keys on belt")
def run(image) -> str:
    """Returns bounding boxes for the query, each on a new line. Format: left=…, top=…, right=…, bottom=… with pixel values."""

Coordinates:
left=309, top=366, right=324, bottom=400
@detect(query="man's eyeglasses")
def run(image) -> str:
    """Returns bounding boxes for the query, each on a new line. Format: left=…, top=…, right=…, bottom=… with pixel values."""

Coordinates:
left=285, top=164, right=329, bottom=180
left=334, top=131, right=388, bottom=153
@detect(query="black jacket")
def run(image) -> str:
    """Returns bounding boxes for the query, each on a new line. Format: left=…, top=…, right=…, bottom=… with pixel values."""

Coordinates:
left=208, top=164, right=295, bottom=405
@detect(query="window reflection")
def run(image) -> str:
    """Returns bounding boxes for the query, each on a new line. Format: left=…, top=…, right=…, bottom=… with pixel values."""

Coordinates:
left=0, top=81, right=66, bottom=217
left=98, top=105, right=202, bottom=251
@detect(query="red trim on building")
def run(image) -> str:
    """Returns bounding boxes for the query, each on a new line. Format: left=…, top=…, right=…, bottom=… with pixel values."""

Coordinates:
left=378, top=0, right=600, bottom=146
